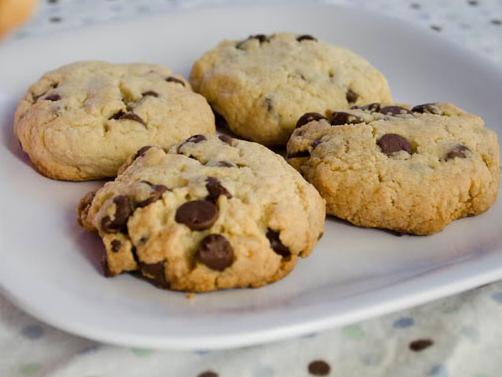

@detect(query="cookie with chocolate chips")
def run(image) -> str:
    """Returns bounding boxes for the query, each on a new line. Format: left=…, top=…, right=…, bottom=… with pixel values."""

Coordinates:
left=190, top=32, right=392, bottom=146
left=287, top=102, right=500, bottom=235
left=14, top=61, right=215, bottom=181
left=78, top=134, right=325, bottom=292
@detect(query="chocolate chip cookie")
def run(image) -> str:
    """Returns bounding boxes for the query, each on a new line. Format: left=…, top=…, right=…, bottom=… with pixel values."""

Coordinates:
left=78, top=134, right=325, bottom=292
left=190, top=32, right=392, bottom=146
left=287, top=102, right=500, bottom=235
left=14, top=61, right=215, bottom=181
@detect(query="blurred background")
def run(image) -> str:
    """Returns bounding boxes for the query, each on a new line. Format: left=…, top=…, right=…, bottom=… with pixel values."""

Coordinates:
left=3, top=0, right=502, bottom=64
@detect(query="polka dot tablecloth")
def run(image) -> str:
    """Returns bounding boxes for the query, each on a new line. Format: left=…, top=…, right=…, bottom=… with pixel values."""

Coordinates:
left=2, top=1, right=502, bottom=376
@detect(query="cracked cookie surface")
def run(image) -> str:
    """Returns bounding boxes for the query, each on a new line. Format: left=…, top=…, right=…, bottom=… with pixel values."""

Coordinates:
left=190, top=32, right=392, bottom=146
left=78, top=134, right=325, bottom=292
left=14, top=61, right=215, bottom=181
left=287, top=102, right=500, bottom=235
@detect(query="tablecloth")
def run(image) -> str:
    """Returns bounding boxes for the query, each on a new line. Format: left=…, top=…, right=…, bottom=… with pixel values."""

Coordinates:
left=2, top=1, right=502, bottom=376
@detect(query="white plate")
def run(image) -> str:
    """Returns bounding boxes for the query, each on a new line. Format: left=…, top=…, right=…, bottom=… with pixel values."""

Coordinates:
left=0, top=3, right=501, bottom=351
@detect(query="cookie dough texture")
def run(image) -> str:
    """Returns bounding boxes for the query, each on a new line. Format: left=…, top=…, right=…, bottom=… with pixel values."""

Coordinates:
left=0, top=0, right=37, bottom=38
left=78, top=135, right=325, bottom=292
left=14, top=61, right=215, bottom=181
left=287, top=103, right=500, bottom=235
left=190, top=32, right=392, bottom=146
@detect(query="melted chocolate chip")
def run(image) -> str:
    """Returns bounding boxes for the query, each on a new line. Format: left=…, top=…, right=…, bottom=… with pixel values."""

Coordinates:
left=296, top=112, right=327, bottom=128
left=266, top=229, right=290, bottom=257
left=308, top=360, right=331, bottom=376
left=45, top=94, right=61, bottom=101
left=297, top=34, right=317, bottom=42
left=175, top=200, right=219, bottom=230
left=110, top=240, right=122, bottom=252
left=137, top=184, right=168, bottom=208
left=380, top=106, right=412, bottom=115
left=177, top=134, right=207, bottom=153
left=346, top=89, right=359, bottom=104
left=206, top=177, right=232, bottom=202
left=110, top=111, right=146, bottom=126
left=165, top=76, right=186, bottom=86
left=445, top=144, right=470, bottom=161
left=196, top=234, right=234, bottom=271
left=351, top=103, right=381, bottom=112
left=287, top=150, right=311, bottom=158
left=409, top=339, right=434, bottom=352
left=377, top=134, right=413, bottom=156
left=185, top=134, right=207, bottom=144
left=133, top=145, right=152, bottom=160
left=101, top=195, right=133, bottom=233
left=140, top=261, right=168, bottom=288
left=411, top=103, right=441, bottom=114
left=218, top=134, right=234, bottom=145
left=142, top=90, right=159, bottom=97
left=329, top=111, right=363, bottom=126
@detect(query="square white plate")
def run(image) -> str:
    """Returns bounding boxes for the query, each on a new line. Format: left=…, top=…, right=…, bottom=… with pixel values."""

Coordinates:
left=0, top=3, right=501, bottom=351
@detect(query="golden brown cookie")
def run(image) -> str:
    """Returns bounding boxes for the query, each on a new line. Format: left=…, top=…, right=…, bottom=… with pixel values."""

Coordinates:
left=287, top=102, right=500, bottom=235
left=79, top=134, right=325, bottom=292
left=14, top=61, right=215, bottom=181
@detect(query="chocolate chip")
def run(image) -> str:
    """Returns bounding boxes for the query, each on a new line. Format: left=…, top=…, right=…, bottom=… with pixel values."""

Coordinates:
left=45, top=94, right=61, bottom=101
left=249, top=34, right=268, bottom=43
left=377, top=134, right=412, bottom=156
left=110, top=110, right=146, bottom=126
left=165, top=76, right=185, bottom=86
left=264, top=97, right=273, bottom=112
left=266, top=229, right=290, bottom=257
left=139, top=261, right=168, bottom=287
left=110, top=240, right=122, bottom=252
left=215, top=161, right=235, bottom=168
left=412, top=103, right=441, bottom=114
left=297, top=34, right=317, bottom=42
left=346, top=89, right=359, bottom=104
left=137, top=184, right=168, bottom=208
left=409, top=339, right=433, bottom=352
left=196, top=234, right=234, bottom=271
left=218, top=134, right=234, bottom=145
left=308, top=360, right=331, bottom=376
left=175, top=200, right=219, bottom=230
left=133, top=145, right=152, bottom=160
left=177, top=134, right=207, bottom=153
left=142, top=90, right=159, bottom=97
left=100, top=195, right=133, bottom=233
left=236, top=34, right=269, bottom=49
left=206, top=177, right=232, bottom=202
left=380, top=106, right=412, bottom=115
left=185, top=134, right=207, bottom=144
left=296, top=112, right=327, bottom=128
left=287, top=150, right=310, bottom=158
left=445, top=144, right=470, bottom=161
left=351, top=103, right=381, bottom=112
left=329, top=111, right=363, bottom=126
